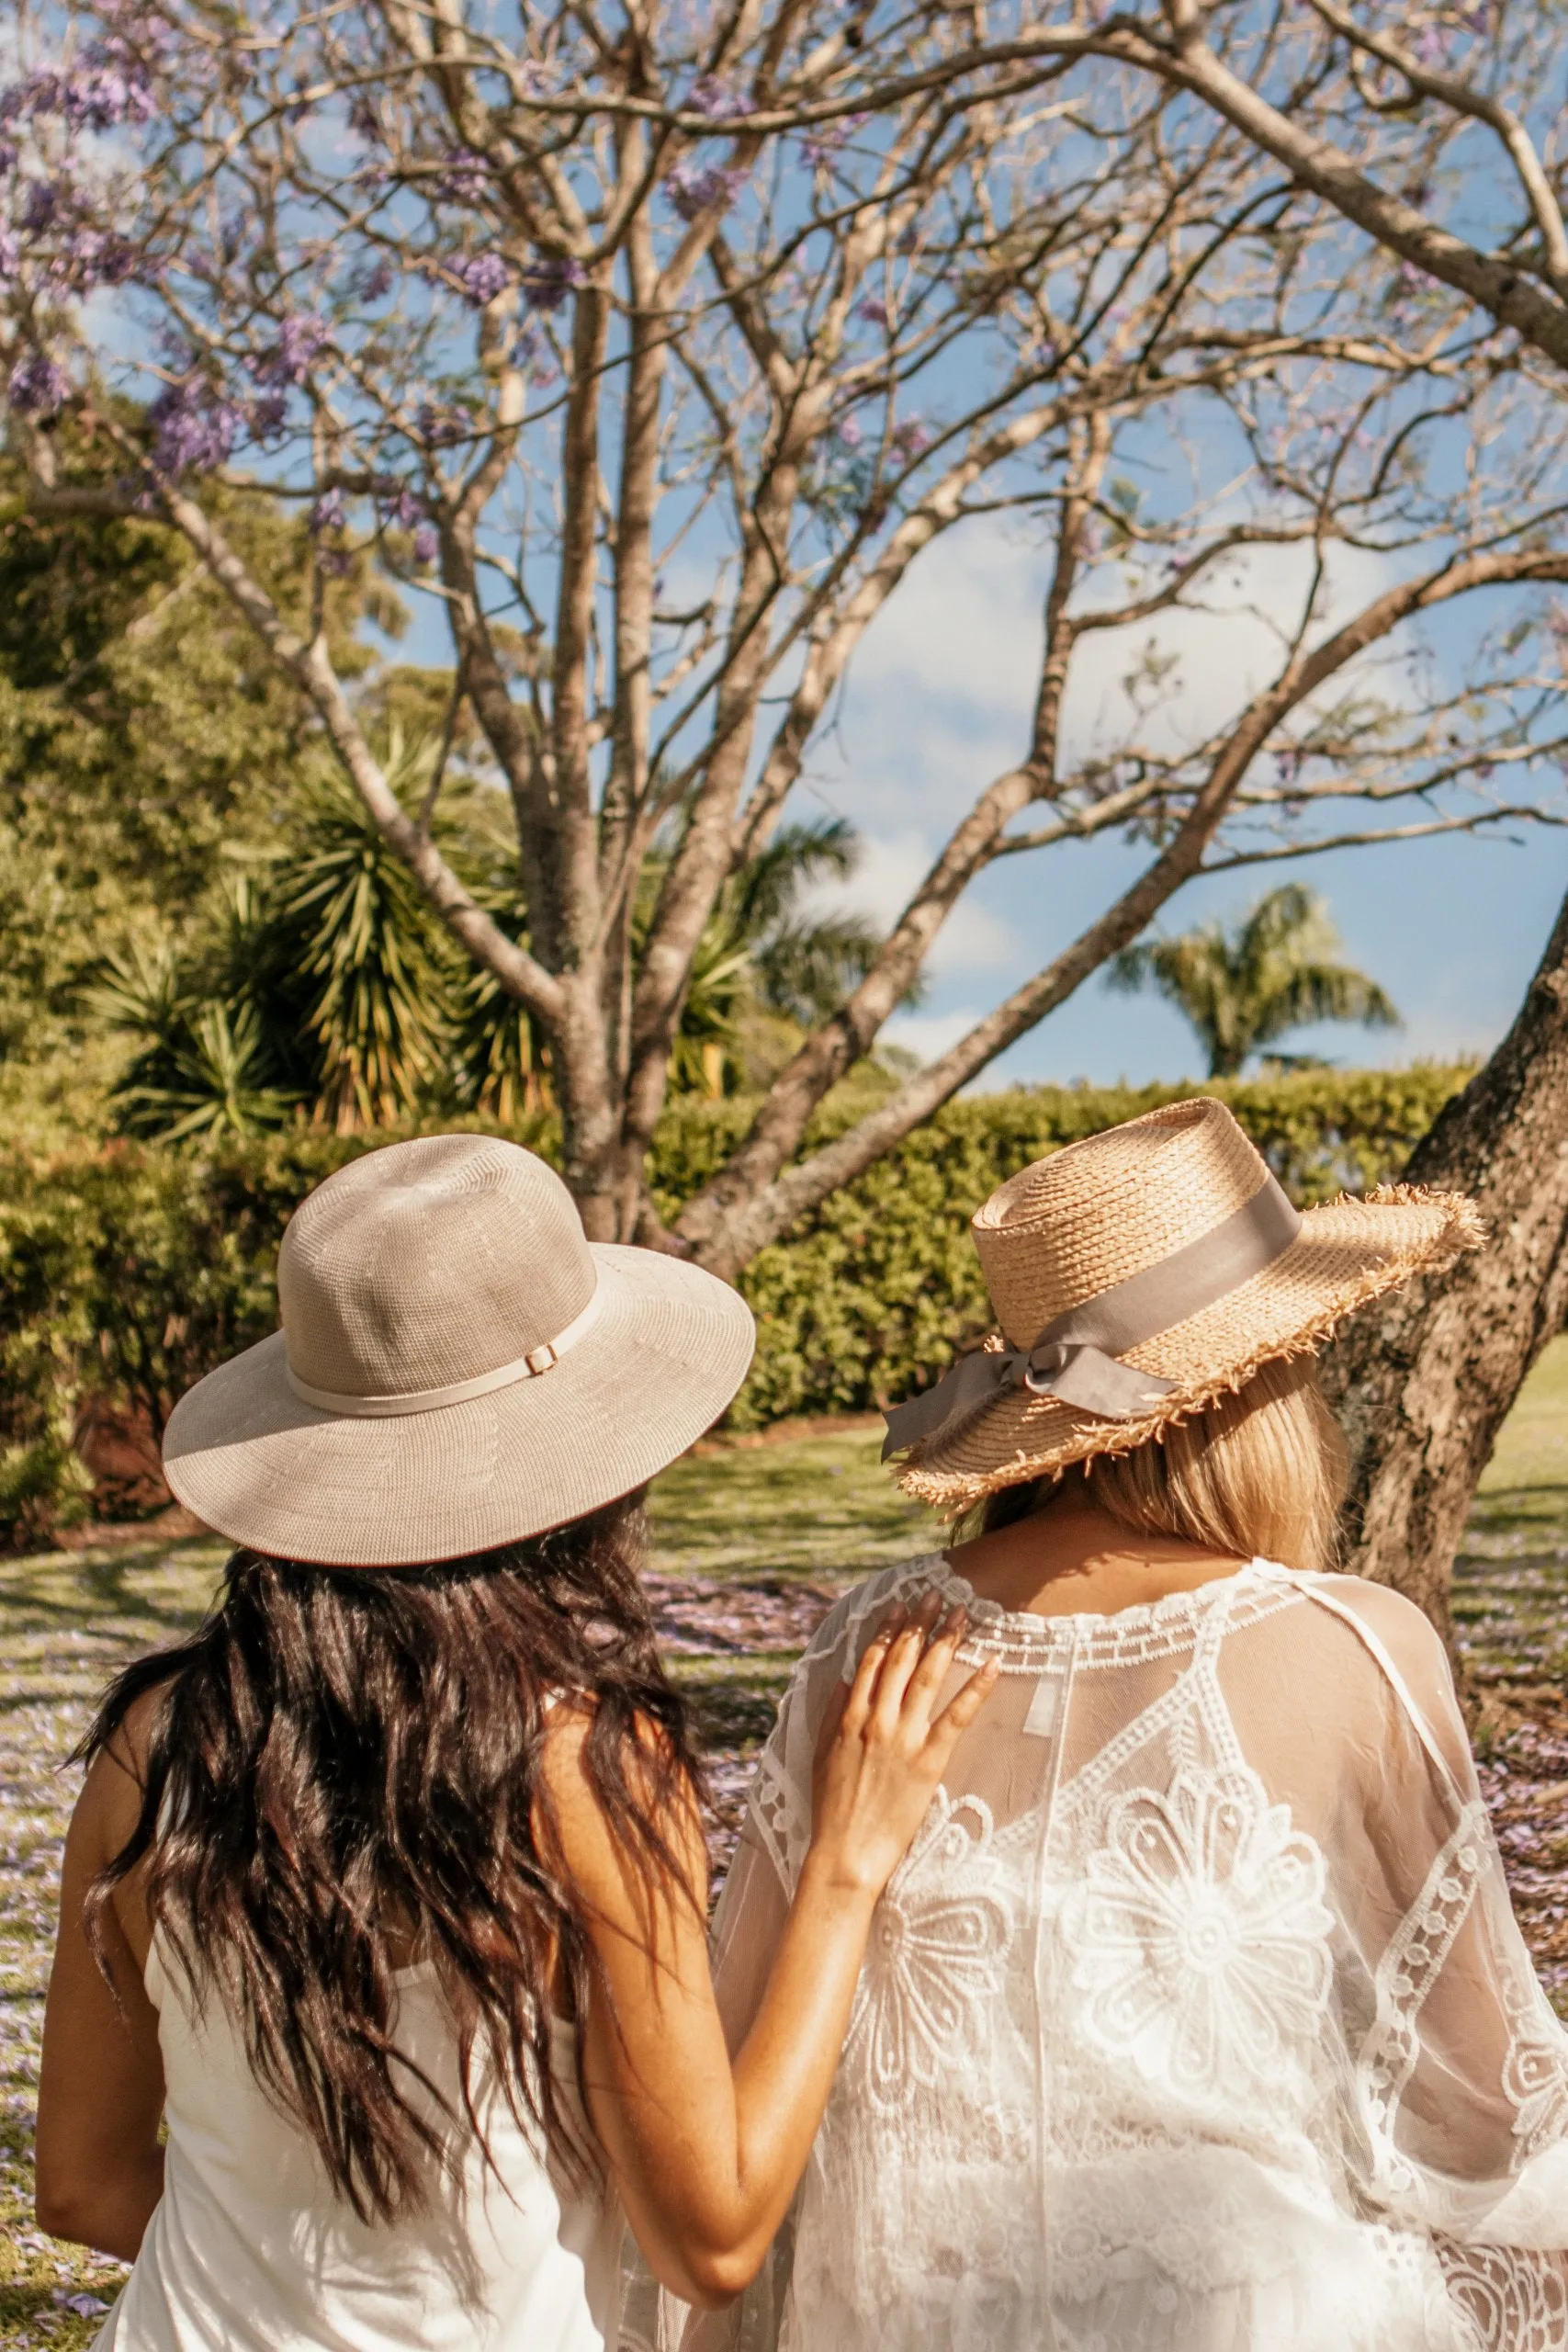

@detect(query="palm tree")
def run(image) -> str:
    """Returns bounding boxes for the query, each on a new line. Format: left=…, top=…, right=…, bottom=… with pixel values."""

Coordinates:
left=1108, top=885, right=1400, bottom=1078
left=278, top=750, right=456, bottom=1130
left=641, top=814, right=914, bottom=1098
left=87, top=763, right=910, bottom=1135
left=83, top=940, right=303, bottom=1141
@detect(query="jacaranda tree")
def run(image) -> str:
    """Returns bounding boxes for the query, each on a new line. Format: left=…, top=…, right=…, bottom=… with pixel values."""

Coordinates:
left=4, top=0, right=1568, bottom=1281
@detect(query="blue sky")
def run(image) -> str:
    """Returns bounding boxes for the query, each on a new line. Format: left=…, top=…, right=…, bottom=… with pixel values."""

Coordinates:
left=791, top=509, right=1567, bottom=1089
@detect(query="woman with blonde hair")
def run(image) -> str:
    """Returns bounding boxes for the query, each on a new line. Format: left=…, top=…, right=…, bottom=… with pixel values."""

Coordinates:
left=35, top=1134, right=995, bottom=2352
left=661, top=1098, right=1568, bottom=2352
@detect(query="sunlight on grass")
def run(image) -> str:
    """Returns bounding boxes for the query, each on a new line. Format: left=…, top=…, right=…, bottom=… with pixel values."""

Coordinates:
left=649, top=1421, right=932, bottom=1579
left=1458, top=1335, right=1568, bottom=1682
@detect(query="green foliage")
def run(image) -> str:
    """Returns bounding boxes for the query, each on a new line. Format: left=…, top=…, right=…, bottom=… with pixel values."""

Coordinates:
left=0, top=425, right=404, bottom=1092
left=80, top=935, right=304, bottom=1142
left=0, top=1063, right=1471, bottom=1542
left=1109, top=885, right=1401, bottom=1077
left=84, top=744, right=539, bottom=1139
left=280, top=756, right=457, bottom=1128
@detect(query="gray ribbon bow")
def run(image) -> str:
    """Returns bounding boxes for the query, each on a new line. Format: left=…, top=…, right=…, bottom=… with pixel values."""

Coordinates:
left=881, top=1172, right=1302, bottom=1460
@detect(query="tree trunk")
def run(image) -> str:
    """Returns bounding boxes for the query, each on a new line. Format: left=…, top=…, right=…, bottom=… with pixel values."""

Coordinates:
left=1319, top=888, right=1568, bottom=1646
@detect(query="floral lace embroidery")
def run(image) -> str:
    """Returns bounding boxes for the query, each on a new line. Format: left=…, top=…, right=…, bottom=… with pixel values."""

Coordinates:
left=1435, top=2236, right=1568, bottom=2352
left=841, top=1791, right=1014, bottom=2112
left=1506, top=2015, right=1568, bottom=2162
left=1063, top=1765, right=1332, bottom=2091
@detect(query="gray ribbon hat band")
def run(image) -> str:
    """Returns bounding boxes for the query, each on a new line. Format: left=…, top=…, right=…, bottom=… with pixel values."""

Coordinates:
left=881, top=1172, right=1302, bottom=1460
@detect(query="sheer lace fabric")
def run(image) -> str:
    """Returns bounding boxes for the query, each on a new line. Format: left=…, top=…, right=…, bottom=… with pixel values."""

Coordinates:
left=640, top=1556, right=1568, bottom=2352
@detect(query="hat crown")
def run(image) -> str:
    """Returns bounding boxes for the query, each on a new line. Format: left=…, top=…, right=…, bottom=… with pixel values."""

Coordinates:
left=278, top=1136, right=595, bottom=1401
left=973, top=1100, right=1272, bottom=1345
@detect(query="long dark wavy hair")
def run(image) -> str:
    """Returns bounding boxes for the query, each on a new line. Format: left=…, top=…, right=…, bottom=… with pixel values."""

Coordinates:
left=80, top=1490, right=701, bottom=2223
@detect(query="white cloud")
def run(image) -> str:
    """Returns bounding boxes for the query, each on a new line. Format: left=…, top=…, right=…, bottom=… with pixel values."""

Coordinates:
left=801, top=829, right=1021, bottom=978
left=880, top=1007, right=987, bottom=1064
left=803, top=514, right=1407, bottom=857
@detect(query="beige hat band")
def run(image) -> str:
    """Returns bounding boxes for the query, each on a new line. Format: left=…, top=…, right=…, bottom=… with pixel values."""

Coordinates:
left=882, top=1170, right=1302, bottom=1460
left=284, top=1281, right=608, bottom=1420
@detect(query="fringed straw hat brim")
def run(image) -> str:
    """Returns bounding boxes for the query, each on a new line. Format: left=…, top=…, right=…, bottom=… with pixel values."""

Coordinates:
left=894, top=1185, right=1483, bottom=1515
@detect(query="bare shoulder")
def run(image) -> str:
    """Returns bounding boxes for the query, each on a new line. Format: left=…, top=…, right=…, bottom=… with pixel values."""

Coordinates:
left=1295, top=1572, right=1471, bottom=1780
left=74, top=1683, right=174, bottom=1871
left=534, top=1700, right=705, bottom=1911
left=1303, top=1572, right=1450, bottom=1675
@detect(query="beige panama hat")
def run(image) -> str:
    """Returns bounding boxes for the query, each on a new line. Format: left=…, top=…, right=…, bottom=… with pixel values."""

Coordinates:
left=162, top=1134, right=756, bottom=1566
left=883, top=1097, right=1483, bottom=1514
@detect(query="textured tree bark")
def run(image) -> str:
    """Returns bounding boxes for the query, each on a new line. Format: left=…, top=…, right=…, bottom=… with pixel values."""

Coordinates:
left=1320, top=888, right=1568, bottom=1648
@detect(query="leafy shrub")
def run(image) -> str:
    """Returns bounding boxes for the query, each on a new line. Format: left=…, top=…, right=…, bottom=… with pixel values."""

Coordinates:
left=0, top=1066, right=1471, bottom=1541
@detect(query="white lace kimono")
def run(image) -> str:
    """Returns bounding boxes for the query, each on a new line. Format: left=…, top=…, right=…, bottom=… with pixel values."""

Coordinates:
left=637, top=1555, right=1568, bottom=2352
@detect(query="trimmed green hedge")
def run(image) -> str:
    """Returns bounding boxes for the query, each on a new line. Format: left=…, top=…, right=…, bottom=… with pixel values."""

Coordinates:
left=0, top=1065, right=1471, bottom=1542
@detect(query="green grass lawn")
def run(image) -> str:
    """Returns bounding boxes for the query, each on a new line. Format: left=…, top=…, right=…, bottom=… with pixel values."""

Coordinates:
left=1458, top=1335, right=1568, bottom=1682
left=3, top=1365, right=1567, bottom=2345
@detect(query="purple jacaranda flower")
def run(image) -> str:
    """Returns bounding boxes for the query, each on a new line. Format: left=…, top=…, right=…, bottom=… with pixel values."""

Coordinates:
left=7, top=348, right=71, bottom=418
left=253, top=314, right=329, bottom=388
left=0, top=138, right=17, bottom=174
left=685, top=76, right=748, bottom=121
left=249, top=390, right=288, bottom=440
left=380, top=482, right=423, bottom=529
left=415, top=401, right=468, bottom=447
left=0, top=227, right=18, bottom=281
left=355, top=258, right=395, bottom=301
left=521, top=254, right=586, bottom=310
left=664, top=160, right=747, bottom=222
left=51, top=225, right=138, bottom=289
left=434, top=148, right=490, bottom=204
left=891, top=416, right=931, bottom=459
left=800, top=111, right=867, bottom=168
left=309, top=487, right=346, bottom=534
left=412, top=520, right=439, bottom=565
left=446, top=251, right=513, bottom=307
left=67, top=64, right=154, bottom=128
left=856, top=295, right=888, bottom=327
left=148, top=377, right=243, bottom=476
left=20, top=179, right=60, bottom=234
left=2, top=60, right=152, bottom=130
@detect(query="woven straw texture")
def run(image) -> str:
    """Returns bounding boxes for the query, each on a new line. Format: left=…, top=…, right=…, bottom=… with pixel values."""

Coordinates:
left=164, top=1135, right=756, bottom=1566
left=894, top=1097, right=1483, bottom=1513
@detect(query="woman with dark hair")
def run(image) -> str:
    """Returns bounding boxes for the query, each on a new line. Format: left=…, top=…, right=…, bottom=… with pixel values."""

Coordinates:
left=35, top=1135, right=996, bottom=2352
left=666, top=1100, right=1568, bottom=2351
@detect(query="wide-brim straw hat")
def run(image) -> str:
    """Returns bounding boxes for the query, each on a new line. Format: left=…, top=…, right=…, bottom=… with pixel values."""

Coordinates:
left=163, top=1134, right=756, bottom=1566
left=884, top=1097, right=1483, bottom=1514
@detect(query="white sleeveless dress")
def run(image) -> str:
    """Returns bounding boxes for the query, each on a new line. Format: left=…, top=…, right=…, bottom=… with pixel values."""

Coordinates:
left=648, top=1555, right=1568, bottom=2352
left=96, top=1939, right=624, bottom=2352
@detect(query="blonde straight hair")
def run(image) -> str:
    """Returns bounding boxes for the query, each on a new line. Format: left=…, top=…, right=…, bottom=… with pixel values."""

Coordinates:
left=981, top=1354, right=1348, bottom=1572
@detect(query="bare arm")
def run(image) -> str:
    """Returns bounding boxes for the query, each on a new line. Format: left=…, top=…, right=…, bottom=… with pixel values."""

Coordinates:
left=36, top=1711, right=166, bottom=2261
left=544, top=1600, right=997, bottom=2306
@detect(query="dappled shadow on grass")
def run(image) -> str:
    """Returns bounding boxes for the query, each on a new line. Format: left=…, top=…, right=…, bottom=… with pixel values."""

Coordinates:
left=1455, top=1491, right=1568, bottom=1684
